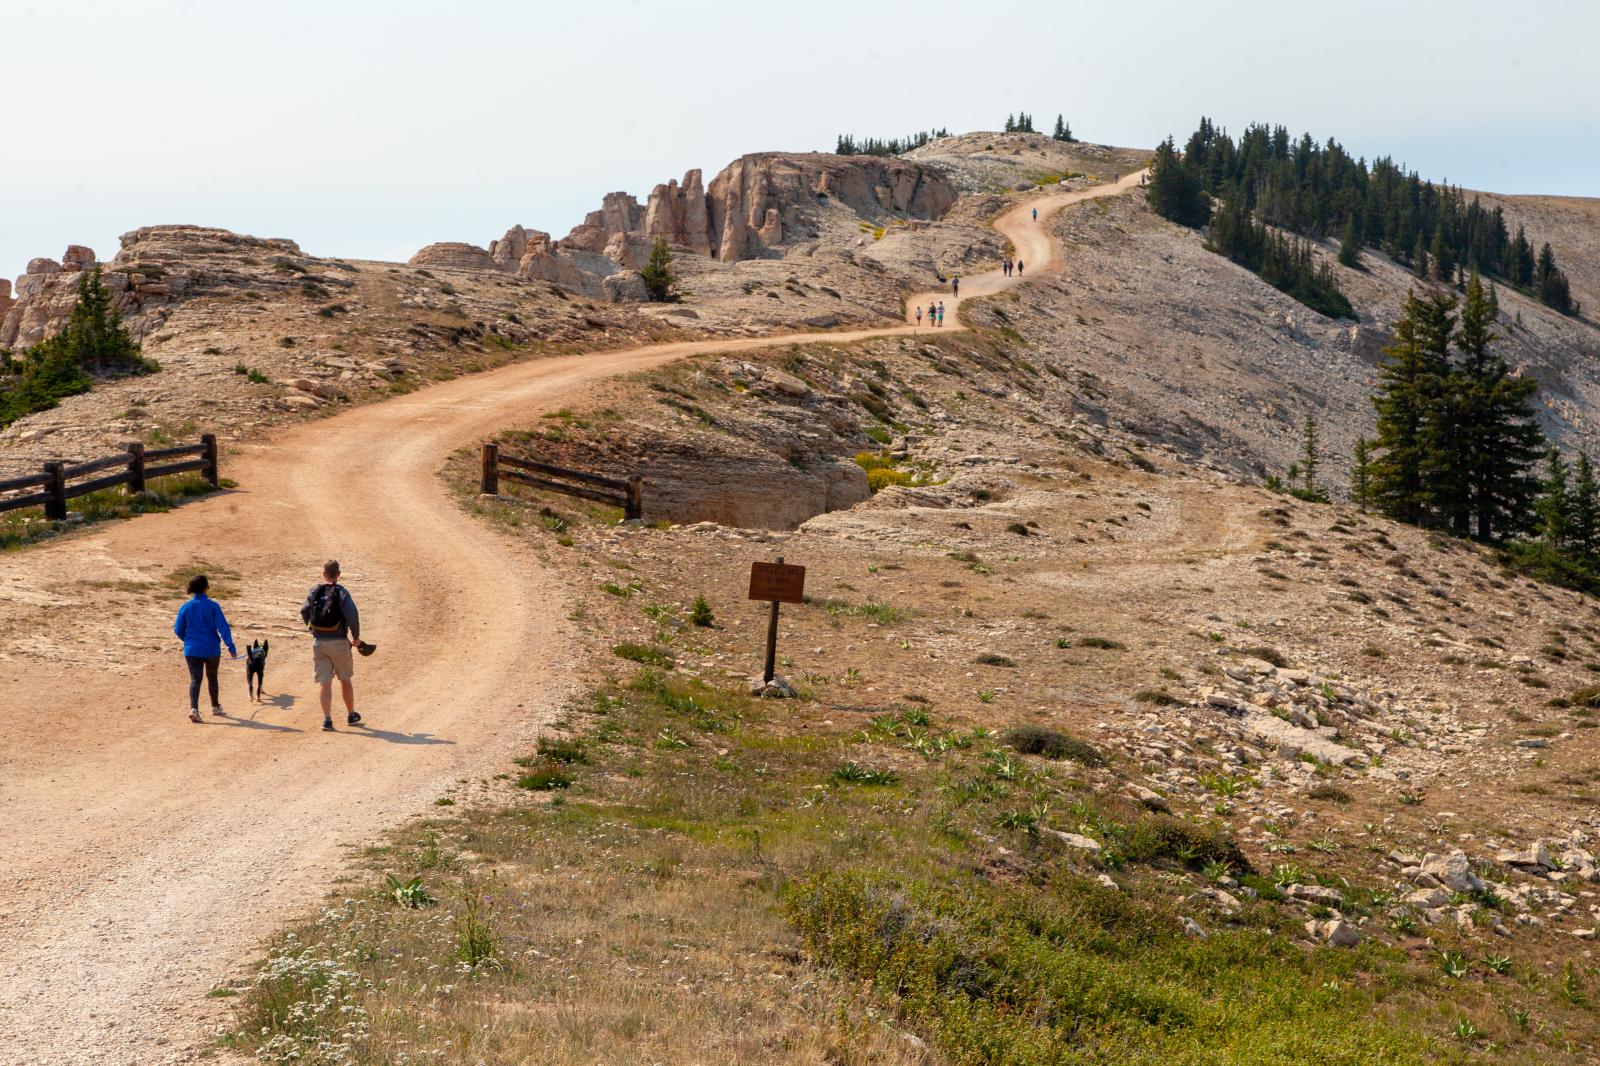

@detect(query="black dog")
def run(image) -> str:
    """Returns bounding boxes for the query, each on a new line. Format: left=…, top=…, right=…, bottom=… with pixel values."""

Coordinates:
left=245, top=639, right=269, bottom=702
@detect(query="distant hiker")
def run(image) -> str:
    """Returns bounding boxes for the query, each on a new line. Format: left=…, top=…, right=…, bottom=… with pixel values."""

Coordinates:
left=1032, top=207, right=1038, bottom=221
left=1003, top=257, right=1012, bottom=277
left=300, top=559, right=367, bottom=732
left=1016, top=259, right=1024, bottom=275
left=952, top=276, right=959, bottom=297
left=173, top=574, right=236, bottom=723
left=915, top=305, right=923, bottom=327
left=937, top=301, right=945, bottom=326
left=928, top=302, right=938, bottom=327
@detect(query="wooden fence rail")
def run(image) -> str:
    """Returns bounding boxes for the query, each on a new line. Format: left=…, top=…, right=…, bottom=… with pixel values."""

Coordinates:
left=0, top=434, right=219, bottom=519
left=480, top=442, right=642, bottom=520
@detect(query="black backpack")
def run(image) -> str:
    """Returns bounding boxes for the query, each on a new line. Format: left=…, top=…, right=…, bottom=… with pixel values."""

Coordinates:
left=306, top=584, right=346, bottom=632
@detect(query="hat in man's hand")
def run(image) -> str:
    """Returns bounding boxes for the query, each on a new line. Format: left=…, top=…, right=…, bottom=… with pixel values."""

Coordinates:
left=357, top=641, right=377, bottom=657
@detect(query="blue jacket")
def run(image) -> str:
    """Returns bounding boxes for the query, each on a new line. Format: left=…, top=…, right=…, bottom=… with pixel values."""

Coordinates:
left=174, top=594, right=235, bottom=659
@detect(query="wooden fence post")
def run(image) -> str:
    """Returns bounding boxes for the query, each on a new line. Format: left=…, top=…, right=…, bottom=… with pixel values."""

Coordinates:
left=125, top=441, right=146, bottom=495
left=626, top=477, right=643, bottom=521
left=480, top=443, right=499, bottom=495
left=43, top=461, right=67, bottom=521
left=200, top=433, right=220, bottom=487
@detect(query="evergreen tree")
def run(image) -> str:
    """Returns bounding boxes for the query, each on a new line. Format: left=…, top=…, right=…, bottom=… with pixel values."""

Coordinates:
left=1351, top=435, right=1373, bottom=511
left=1539, top=448, right=1572, bottom=549
left=1430, top=224, right=1455, bottom=282
left=1052, top=114, right=1074, bottom=142
left=1145, top=137, right=1210, bottom=229
left=640, top=238, right=676, bottom=302
left=1338, top=217, right=1362, bottom=269
left=1369, top=292, right=1455, bottom=525
left=1411, top=233, right=1429, bottom=279
left=1454, top=272, right=1544, bottom=540
left=1291, top=414, right=1328, bottom=502
left=1574, top=451, right=1600, bottom=558
left=1004, top=114, right=1016, bottom=132
left=62, top=268, right=143, bottom=374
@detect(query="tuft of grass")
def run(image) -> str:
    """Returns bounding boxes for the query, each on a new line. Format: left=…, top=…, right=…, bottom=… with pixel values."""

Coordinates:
left=1075, top=636, right=1125, bottom=651
left=612, top=643, right=674, bottom=667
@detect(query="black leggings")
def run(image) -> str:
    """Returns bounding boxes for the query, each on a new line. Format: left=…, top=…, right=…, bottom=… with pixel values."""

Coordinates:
left=186, top=655, right=220, bottom=710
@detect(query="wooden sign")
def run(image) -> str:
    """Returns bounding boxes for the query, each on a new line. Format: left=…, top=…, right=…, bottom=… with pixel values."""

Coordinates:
left=749, top=561, right=806, bottom=604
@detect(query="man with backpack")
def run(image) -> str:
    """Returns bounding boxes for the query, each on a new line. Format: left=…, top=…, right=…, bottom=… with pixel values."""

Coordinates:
left=300, top=559, right=367, bottom=732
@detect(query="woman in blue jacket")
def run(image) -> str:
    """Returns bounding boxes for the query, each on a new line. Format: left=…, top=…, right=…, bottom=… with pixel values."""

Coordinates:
left=173, top=574, right=237, bottom=723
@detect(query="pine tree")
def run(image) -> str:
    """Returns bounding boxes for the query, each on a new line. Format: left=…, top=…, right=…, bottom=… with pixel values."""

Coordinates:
left=1574, top=451, right=1600, bottom=558
left=1145, top=138, right=1210, bottom=229
left=1004, top=114, right=1016, bottom=133
left=1412, top=233, right=1429, bottom=279
left=1351, top=435, right=1373, bottom=511
left=63, top=267, right=143, bottom=374
left=1369, top=291, right=1455, bottom=525
left=1052, top=114, right=1073, bottom=142
left=1291, top=413, right=1327, bottom=502
left=1454, top=271, right=1544, bottom=540
left=1338, top=217, right=1361, bottom=269
left=1539, top=448, right=1572, bottom=549
left=1431, top=224, right=1455, bottom=282
left=640, top=238, right=675, bottom=302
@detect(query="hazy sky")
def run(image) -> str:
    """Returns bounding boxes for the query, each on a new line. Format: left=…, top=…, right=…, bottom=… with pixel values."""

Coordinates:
left=2, top=0, right=1596, bottom=283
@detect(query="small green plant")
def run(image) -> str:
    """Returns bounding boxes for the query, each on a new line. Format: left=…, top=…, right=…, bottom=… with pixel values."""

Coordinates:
left=690, top=596, right=714, bottom=627
left=1439, top=952, right=1470, bottom=979
left=613, top=643, right=674, bottom=667
left=976, top=690, right=996, bottom=703
left=832, top=761, right=900, bottom=786
left=385, top=875, right=437, bottom=909
left=1484, top=954, right=1513, bottom=975
left=1452, top=1018, right=1479, bottom=1043
left=457, top=888, right=496, bottom=968
left=516, top=765, right=572, bottom=790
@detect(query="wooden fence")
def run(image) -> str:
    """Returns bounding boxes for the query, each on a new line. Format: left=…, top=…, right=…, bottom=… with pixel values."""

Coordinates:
left=480, top=443, right=642, bottom=520
left=0, top=434, right=219, bottom=519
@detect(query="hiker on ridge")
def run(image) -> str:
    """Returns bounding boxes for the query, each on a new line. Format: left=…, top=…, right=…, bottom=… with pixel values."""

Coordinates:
left=174, top=574, right=237, bottom=723
left=952, top=276, right=959, bottom=297
left=300, top=559, right=367, bottom=732
left=915, top=305, right=923, bottom=327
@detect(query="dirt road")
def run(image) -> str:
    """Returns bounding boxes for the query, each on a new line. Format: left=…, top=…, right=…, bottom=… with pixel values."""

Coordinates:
left=0, top=172, right=1145, bottom=1063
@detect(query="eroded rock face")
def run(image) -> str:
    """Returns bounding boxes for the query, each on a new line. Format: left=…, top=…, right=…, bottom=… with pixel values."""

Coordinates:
left=643, top=170, right=712, bottom=256
left=556, top=153, right=955, bottom=264
left=705, top=153, right=955, bottom=261
left=1, top=227, right=347, bottom=350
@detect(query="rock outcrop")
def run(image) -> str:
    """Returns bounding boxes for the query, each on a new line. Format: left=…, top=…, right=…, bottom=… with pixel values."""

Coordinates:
left=1, top=227, right=351, bottom=350
left=408, top=242, right=497, bottom=272
left=705, top=153, right=955, bottom=261
left=643, top=170, right=712, bottom=256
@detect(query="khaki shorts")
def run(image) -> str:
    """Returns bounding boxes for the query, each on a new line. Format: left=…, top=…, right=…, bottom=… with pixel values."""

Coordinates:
left=312, top=638, right=354, bottom=684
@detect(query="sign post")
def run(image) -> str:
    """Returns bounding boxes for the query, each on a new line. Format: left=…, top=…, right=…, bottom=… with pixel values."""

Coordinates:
left=748, top=557, right=806, bottom=685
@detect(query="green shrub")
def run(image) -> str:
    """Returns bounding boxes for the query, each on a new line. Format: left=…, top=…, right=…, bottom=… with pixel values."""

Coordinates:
left=613, top=643, right=674, bottom=667
left=1239, top=645, right=1288, bottom=668
left=1003, top=726, right=1105, bottom=766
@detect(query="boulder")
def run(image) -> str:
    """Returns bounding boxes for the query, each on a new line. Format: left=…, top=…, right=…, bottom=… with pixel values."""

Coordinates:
left=1126, top=785, right=1170, bottom=812
left=602, top=271, right=649, bottom=303
left=1418, top=850, right=1483, bottom=895
left=1305, top=918, right=1361, bottom=947
left=603, top=232, right=657, bottom=272
left=1043, top=829, right=1101, bottom=854
left=1498, top=843, right=1552, bottom=869
left=1286, top=883, right=1344, bottom=906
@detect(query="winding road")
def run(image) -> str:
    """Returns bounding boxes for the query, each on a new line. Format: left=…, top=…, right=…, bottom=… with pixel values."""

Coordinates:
left=0, top=169, right=1146, bottom=1063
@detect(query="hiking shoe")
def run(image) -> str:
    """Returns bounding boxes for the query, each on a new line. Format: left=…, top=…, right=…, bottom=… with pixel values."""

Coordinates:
left=322, top=718, right=335, bottom=732
left=188, top=710, right=202, bottom=724
left=346, top=711, right=363, bottom=726
left=211, top=705, right=226, bottom=717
